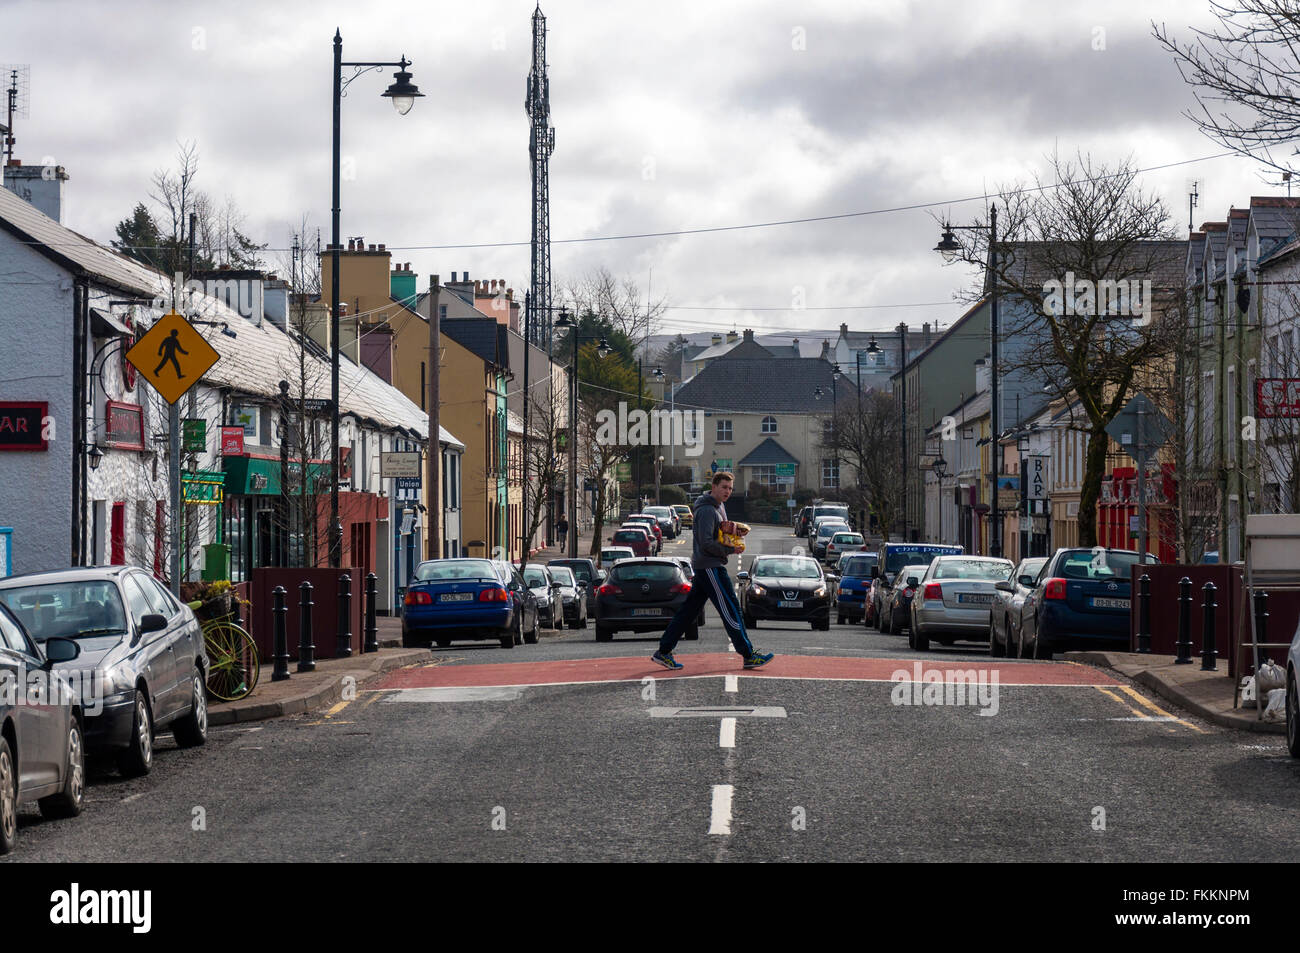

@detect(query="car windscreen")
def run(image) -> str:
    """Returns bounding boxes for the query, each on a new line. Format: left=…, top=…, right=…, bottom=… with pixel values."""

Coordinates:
left=548, top=566, right=575, bottom=586
left=0, top=580, right=129, bottom=641
left=841, top=555, right=877, bottom=576
left=613, top=531, right=646, bottom=544
left=897, top=565, right=930, bottom=585
left=813, top=506, right=848, bottom=521
left=552, top=561, right=593, bottom=583
left=415, top=559, right=498, bottom=582
left=751, top=558, right=821, bottom=579
left=1057, top=550, right=1149, bottom=580
left=522, top=566, right=549, bottom=586
left=832, top=534, right=863, bottom=544
left=611, top=563, right=680, bottom=583
left=931, top=559, right=1014, bottom=581
left=884, top=546, right=961, bottom=574
left=816, top=522, right=850, bottom=538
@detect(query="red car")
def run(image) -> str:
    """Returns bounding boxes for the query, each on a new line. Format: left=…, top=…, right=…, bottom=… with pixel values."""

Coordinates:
left=610, top=526, right=653, bottom=557
left=625, top=516, right=663, bottom=553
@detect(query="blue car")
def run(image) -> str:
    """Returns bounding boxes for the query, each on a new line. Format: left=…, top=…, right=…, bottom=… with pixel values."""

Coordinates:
left=1019, top=547, right=1157, bottom=659
left=835, top=553, right=878, bottom=624
left=401, top=558, right=533, bottom=649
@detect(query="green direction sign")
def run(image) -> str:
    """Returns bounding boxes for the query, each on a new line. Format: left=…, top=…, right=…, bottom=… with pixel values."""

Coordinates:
left=617, top=462, right=632, bottom=482
left=182, top=418, right=206, bottom=453
left=775, top=463, right=796, bottom=479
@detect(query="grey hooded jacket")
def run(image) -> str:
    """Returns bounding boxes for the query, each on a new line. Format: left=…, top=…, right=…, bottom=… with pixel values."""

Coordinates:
left=691, top=492, right=733, bottom=570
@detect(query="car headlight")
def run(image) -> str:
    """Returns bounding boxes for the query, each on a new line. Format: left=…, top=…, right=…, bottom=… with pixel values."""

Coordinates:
left=92, top=665, right=134, bottom=704
left=751, top=585, right=766, bottom=596
left=813, top=586, right=827, bottom=598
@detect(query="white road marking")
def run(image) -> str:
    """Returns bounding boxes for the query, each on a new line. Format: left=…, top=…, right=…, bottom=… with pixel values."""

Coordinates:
left=719, top=717, right=736, bottom=748
left=382, top=686, right=524, bottom=702
left=724, top=674, right=738, bottom=693
left=121, top=792, right=147, bottom=803
left=709, top=784, right=734, bottom=835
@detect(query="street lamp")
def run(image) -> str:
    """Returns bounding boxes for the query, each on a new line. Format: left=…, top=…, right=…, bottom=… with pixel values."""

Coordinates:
left=635, top=362, right=664, bottom=506
left=932, top=454, right=948, bottom=543
left=88, top=444, right=103, bottom=471
left=330, top=30, right=421, bottom=569
left=934, top=204, right=1000, bottom=556
left=555, top=309, right=611, bottom=557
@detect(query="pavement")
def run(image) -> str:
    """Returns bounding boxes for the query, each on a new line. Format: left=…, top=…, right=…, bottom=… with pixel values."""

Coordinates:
left=1064, top=649, right=1287, bottom=735
left=206, top=615, right=429, bottom=726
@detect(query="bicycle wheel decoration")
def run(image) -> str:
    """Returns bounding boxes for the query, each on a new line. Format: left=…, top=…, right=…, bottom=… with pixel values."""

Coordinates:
left=203, top=622, right=260, bottom=701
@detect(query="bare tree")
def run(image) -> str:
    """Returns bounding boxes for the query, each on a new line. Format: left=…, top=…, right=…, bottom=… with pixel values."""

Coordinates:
left=518, top=375, right=566, bottom=571
left=823, top=390, right=904, bottom=540
left=1155, top=2, right=1300, bottom=175
left=942, top=152, right=1184, bottom=547
left=559, top=267, right=668, bottom=343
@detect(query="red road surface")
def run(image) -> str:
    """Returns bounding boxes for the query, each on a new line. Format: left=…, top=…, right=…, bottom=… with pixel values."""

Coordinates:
left=370, top=654, right=1122, bottom=690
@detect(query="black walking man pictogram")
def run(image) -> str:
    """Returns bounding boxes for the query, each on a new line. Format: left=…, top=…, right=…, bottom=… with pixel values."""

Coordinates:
left=154, top=329, right=189, bottom=379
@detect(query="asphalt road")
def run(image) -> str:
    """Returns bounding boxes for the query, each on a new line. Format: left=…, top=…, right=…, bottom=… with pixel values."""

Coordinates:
left=7, top=523, right=1299, bottom=862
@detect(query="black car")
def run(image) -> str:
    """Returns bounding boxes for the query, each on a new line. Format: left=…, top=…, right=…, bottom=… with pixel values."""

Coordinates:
left=521, top=564, right=563, bottom=629
left=547, top=558, right=605, bottom=617
left=0, top=567, right=209, bottom=778
left=547, top=564, right=589, bottom=629
left=738, top=555, right=832, bottom=630
left=0, top=603, right=86, bottom=854
left=594, top=558, right=697, bottom=643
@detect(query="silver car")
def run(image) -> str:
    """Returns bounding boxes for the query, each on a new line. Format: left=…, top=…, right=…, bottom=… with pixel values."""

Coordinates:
left=988, top=557, right=1047, bottom=658
left=909, top=556, right=1014, bottom=652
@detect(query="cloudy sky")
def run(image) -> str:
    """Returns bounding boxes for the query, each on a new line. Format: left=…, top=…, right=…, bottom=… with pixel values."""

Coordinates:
left=2, top=0, right=1278, bottom=343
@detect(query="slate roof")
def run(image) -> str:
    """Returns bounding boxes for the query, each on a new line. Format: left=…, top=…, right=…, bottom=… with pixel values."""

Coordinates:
left=440, top=317, right=508, bottom=369
left=668, top=358, right=855, bottom=414
left=738, top=438, right=799, bottom=466
left=999, top=240, right=1188, bottom=292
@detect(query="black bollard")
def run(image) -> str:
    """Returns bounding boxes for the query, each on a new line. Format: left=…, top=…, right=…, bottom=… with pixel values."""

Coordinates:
left=1200, top=582, right=1218, bottom=671
left=297, top=581, right=316, bottom=673
left=364, top=572, right=379, bottom=654
left=1137, top=574, right=1152, bottom=654
left=336, top=573, right=353, bottom=659
left=271, top=586, right=291, bottom=682
left=1175, top=576, right=1193, bottom=664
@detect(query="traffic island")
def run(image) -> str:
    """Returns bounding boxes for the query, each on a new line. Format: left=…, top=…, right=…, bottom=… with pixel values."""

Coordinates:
left=1063, top=650, right=1286, bottom=735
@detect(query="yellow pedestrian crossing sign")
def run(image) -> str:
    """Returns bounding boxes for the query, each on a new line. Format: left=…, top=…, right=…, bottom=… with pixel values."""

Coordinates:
left=125, top=312, right=221, bottom=405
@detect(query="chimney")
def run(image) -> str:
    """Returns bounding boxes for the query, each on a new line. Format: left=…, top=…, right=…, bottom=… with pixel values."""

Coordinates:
left=742, top=328, right=755, bottom=342
left=922, top=322, right=931, bottom=348
left=726, top=330, right=738, bottom=344
left=840, top=322, right=848, bottom=336
left=791, top=337, right=799, bottom=353
left=711, top=334, right=723, bottom=346
left=391, top=264, right=418, bottom=303
left=3, top=164, right=69, bottom=224
left=820, top=340, right=830, bottom=358
left=262, top=277, right=290, bottom=331
left=378, top=243, right=386, bottom=252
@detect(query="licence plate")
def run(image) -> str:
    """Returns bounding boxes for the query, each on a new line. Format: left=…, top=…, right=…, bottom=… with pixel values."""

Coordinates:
left=439, top=593, right=473, bottom=602
left=633, top=608, right=663, bottom=616
left=1091, top=597, right=1130, bottom=609
left=778, top=600, right=803, bottom=609
left=958, top=593, right=993, bottom=605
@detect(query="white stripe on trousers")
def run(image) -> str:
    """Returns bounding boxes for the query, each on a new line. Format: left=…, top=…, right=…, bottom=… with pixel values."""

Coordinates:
left=706, top=567, right=741, bottom=631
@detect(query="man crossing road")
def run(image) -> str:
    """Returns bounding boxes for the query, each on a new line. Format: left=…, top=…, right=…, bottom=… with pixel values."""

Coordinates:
left=651, top=471, right=774, bottom=671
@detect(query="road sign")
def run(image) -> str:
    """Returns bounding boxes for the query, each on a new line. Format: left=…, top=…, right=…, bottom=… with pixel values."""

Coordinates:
left=125, top=312, right=220, bottom=405
left=1105, top=391, right=1173, bottom=465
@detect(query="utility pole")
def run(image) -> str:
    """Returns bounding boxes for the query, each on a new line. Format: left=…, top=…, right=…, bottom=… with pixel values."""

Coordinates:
left=426, top=274, right=441, bottom=560
left=521, top=291, right=532, bottom=568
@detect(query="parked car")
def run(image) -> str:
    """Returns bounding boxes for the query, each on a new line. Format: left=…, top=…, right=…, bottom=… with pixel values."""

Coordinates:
left=493, top=559, right=542, bottom=646
left=520, top=563, right=563, bottom=630
left=599, top=546, right=636, bottom=568
left=0, top=602, right=85, bottom=854
left=824, top=531, right=866, bottom=566
left=794, top=506, right=813, bottom=536
left=610, top=526, right=653, bottom=558
left=737, top=555, right=831, bottom=631
left=806, top=503, right=851, bottom=538
left=834, top=552, right=878, bottom=624
left=988, top=557, right=1048, bottom=657
left=0, top=567, right=210, bottom=778
left=672, top=504, right=693, bottom=529
left=880, top=563, right=931, bottom=634
left=595, top=558, right=696, bottom=642
left=546, top=564, right=588, bottom=628
left=402, top=558, right=533, bottom=649
left=908, top=556, right=1015, bottom=651
left=1019, top=548, right=1157, bottom=659
left=546, top=557, right=605, bottom=618
left=1287, top=620, right=1300, bottom=758
left=642, top=506, right=680, bottom=539
left=811, top=520, right=851, bottom=560
left=868, top=542, right=964, bottom=631
left=626, top=516, right=664, bottom=553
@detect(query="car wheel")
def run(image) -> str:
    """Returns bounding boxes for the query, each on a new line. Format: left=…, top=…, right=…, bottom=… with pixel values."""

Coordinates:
left=837, top=612, right=845, bottom=625
left=39, top=717, right=85, bottom=820
left=0, top=737, right=15, bottom=855
left=1032, top=622, right=1052, bottom=660
left=578, top=609, right=588, bottom=629
left=173, top=669, right=208, bottom=748
left=1015, top=625, right=1027, bottom=659
left=815, top=619, right=830, bottom=631
left=875, top=603, right=887, bottom=632
left=913, top=623, right=930, bottom=652
left=525, top=616, right=540, bottom=645
left=685, top=624, right=700, bottom=641
left=513, top=616, right=524, bottom=646
left=989, top=619, right=1005, bottom=657
left=1287, top=673, right=1300, bottom=758
left=882, top=606, right=893, bottom=634
left=595, top=625, right=613, bottom=642
left=116, top=691, right=153, bottom=778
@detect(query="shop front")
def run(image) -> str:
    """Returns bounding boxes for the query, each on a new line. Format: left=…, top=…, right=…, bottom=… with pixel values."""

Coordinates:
left=221, top=453, right=332, bottom=582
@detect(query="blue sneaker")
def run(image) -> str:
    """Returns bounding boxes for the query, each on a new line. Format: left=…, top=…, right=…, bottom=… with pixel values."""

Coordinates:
left=743, top=651, right=774, bottom=670
left=651, top=651, right=683, bottom=670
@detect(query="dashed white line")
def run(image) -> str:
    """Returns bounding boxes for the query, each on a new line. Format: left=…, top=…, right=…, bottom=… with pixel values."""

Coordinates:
left=724, top=674, right=738, bottom=693
left=719, top=717, right=736, bottom=748
left=709, top=784, right=734, bottom=835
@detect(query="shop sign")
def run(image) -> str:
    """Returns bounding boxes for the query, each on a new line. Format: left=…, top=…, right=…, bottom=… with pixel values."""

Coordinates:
left=104, top=401, right=145, bottom=451
left=0, top=402, right=48, bottom=451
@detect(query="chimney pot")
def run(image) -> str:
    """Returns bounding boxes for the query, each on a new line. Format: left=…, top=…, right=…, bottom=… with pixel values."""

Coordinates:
left=368, top=244, right=376, bottom=252
left=378, top=243, right=386, bottom=252
left=840, top=322, right=848, bottom=336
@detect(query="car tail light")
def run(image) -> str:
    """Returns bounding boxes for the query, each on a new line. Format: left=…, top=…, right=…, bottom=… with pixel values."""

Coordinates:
left=478, top=588, right=509, bottom=602
left=923, top=583, right=943, bottom=600
left=1043, top=578, right=1068, bottom=601
left=837, top=588, right=847, bottom=596
left=598, top=584, right=624, bottom=596
left=404, top=590, right=432, bottom=606
left=669, top=582, right=691, bottom=594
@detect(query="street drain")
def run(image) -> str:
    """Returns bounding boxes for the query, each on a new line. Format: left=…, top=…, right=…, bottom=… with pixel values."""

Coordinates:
left=648, top=706, right=787, bottom=718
